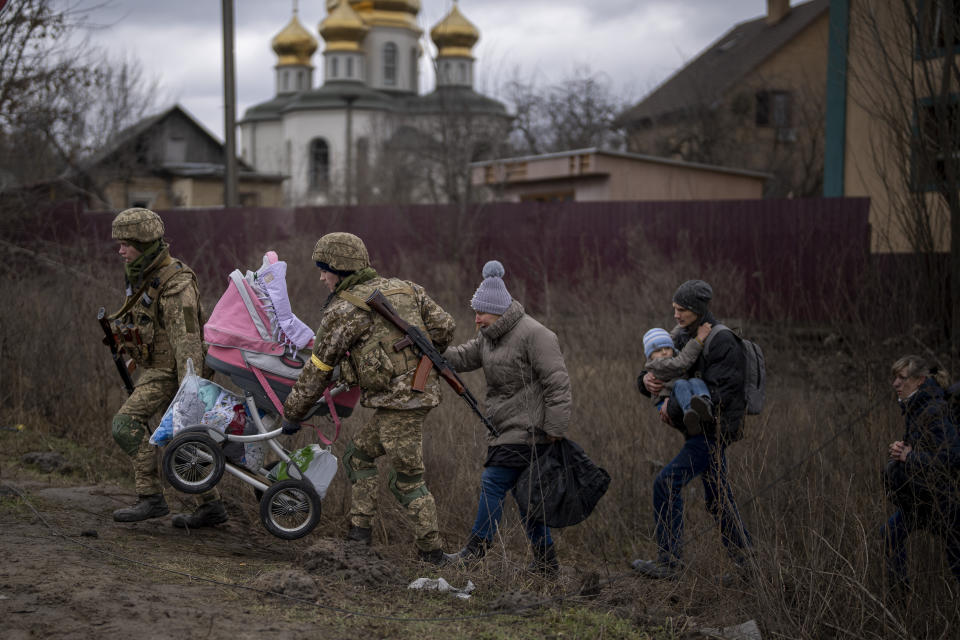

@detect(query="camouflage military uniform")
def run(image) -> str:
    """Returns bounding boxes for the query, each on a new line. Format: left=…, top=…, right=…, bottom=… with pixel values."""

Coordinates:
left=284, top=236, right=455, bottom=553
left=108, top=208, right=221, bottom=519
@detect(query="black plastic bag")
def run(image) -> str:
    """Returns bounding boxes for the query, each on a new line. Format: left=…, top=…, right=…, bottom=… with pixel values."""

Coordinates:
left=513, top=439, right=610, bottom=528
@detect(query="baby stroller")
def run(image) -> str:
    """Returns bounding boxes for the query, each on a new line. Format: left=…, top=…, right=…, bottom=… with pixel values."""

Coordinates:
left=159, top=252, right=360, bottom=539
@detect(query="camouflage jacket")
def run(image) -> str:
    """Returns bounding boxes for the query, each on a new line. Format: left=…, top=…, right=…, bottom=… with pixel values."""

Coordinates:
left=110, top=247, right=206, bottom=384
left=283, top=276, right=455, bottom=420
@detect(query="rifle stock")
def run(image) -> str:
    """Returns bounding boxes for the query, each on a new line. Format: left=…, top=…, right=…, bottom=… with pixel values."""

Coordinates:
left=365, top=290, right=498, bottom=436
left=98, top=307, right=136, bottom=395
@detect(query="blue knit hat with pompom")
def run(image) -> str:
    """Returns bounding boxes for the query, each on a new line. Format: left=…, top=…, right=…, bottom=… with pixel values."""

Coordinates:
left=470, top=260, right=512, bottom=315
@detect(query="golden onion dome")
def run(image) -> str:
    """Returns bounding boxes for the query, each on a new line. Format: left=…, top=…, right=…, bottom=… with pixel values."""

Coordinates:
left=430, top=3, right=479, bottom=59
left=271, top=12, right=319, bottom=66
left=331, top=0, right=420, bottom=32
left=320, top=0, right=369, bottom=52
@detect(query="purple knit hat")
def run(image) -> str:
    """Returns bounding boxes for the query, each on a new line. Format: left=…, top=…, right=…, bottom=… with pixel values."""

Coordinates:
left=470, top=260, right=512, bottom=315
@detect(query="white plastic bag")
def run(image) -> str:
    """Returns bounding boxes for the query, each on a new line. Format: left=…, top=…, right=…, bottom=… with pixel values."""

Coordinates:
left=150, top=358, right=245, bottom=446
left=267, top=444, right=338, bottom=499
left=150, top=358, right=203, bottom=445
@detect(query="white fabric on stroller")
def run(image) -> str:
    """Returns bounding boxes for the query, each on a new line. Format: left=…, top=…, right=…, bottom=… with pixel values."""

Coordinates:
left=243, top=251, right=314, bottom=351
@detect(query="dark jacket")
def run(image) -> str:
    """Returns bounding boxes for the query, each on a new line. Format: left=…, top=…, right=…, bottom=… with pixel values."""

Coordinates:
left=888, top=378, right=960, bottom=524
left=641, top=311, right=745, bottom=442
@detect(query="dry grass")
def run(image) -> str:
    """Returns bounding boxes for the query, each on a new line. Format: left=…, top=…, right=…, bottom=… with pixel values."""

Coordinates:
left=2, top=229, right=958, bottom=639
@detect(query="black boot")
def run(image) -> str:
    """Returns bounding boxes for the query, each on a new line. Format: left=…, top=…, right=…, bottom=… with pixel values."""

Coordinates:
left=529, top=543, right=560, bottom=575
left=171, top=500, right=228, bottom=529
left=450, top=534, right=487, bottom=562
left=346, top=525, right=372, bottom=545
left=418, top=547, right=456, bottom=566
left=113, top=494, right=169, bottom=522
left=631, top=555, right=682, bottom=580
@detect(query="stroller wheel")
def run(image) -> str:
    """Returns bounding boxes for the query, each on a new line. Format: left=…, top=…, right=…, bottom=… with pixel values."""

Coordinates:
left=162, top=431, right=225, bottom=494
left=259, top=480, right=321, bottom=540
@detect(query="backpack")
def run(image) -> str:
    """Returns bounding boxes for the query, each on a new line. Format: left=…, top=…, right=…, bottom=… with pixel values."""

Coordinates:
left=703, top=323, right=766, bottom=415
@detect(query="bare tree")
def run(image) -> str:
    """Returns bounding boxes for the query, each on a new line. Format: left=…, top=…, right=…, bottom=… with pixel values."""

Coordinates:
left=851, top=1, right=960, bottom=365
left=0, top=0, right=159, bottom=212
left=502, top=65, right=632, bottom=155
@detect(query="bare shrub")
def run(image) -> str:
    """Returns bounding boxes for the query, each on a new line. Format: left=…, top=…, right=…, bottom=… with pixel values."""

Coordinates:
left=4, top=214, right=958, bottom=638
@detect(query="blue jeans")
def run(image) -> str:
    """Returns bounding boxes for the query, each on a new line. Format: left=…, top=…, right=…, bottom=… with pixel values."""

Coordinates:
left=672, top=378, right=709, bottom=412
left=652, top=435, right=752, bottom=563
left=883, top=509, right=960, bottom=586
left=470, top=465, right=553, bottom=547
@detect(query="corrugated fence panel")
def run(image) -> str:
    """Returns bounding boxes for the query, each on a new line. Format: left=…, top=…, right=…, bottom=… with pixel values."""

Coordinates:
left=28, top=198, right=872, bottom=323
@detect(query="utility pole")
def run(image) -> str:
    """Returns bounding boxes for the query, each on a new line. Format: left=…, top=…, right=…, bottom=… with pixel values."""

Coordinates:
left=222, top=0, right=238, bottom=207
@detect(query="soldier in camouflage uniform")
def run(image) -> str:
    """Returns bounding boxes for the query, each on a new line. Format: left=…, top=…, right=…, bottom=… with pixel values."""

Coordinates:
left=282, top=232, right=455, bottom=565
left=108, top=208, right=228, bottom=528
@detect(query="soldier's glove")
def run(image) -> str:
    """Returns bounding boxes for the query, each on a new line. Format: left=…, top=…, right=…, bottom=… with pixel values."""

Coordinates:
left=281, top=419, right=301, bottom=435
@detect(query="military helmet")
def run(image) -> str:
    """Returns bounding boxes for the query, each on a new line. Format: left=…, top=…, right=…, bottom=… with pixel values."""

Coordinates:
left=312, top=232, right=370, bottom=272
left=111, top=208, right=165, bottom=243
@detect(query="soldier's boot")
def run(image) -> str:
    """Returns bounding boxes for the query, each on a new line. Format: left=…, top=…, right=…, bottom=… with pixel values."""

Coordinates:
left=528, top=542, right=560, bottom=576
left=113, top=494, right=169, bottom=522
left=171, top=500, right=228, bottom=529
left=448, top=534, right=488, bottom=564
left=346, top=525, right=372, bottom=545
left=418, top=547, right=456, bottom=567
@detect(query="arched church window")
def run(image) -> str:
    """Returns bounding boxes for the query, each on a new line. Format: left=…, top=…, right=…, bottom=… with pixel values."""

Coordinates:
left=310, top=138, right=330, bottom=189
left=331, top=57, right=339, bottom=79
left=347, top=56, right=354, bottom=78
left=283, top=70, right=289, bottom=92
left=383, top=42, right=397, bottom=86
left=458, top=62, right=466, bottom=84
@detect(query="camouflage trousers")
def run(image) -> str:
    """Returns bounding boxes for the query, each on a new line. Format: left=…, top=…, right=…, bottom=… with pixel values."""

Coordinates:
left=113, top=368, right=220, bottom=505
left=346, top=407, right=442, bottom=552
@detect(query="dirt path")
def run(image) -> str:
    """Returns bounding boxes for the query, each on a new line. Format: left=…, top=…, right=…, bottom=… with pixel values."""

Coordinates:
left=1, top=476, right=619, bottom=640
left=0, top=476, right=469, bottom=640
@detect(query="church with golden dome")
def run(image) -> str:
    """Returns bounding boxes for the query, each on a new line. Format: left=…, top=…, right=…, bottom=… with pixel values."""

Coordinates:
left=239, top=1, right=510, bottom=205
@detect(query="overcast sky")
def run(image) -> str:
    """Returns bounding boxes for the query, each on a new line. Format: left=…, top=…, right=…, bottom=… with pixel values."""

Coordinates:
left=69, top=0, right=772, bottom=140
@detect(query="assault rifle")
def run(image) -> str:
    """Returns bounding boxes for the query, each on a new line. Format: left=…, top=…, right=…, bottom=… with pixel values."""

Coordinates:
left=98, top=307, right=136, bottom=394
left=365, top=289, right=498, bottom=436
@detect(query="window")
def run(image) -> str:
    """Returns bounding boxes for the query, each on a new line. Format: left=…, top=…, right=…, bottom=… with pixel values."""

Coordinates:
left=283, top=71, right=289, bottom=92
left=310, top=138, right=330, bottom=190
left=166, top=136, right=186, bottom=163
left=331, top=57, right=338, bottom=79
left=917, top=0, right=960, bottom=58
left=913, top=95, right=960, bottom=190
left=129, top=193, right=156, bottom=208
left=239, top=192, right=260, bottom=207
left=297, top=70, right=305, bottom=90
left=383, top=42, right=397, bottom=86
left=755, top=90, right=791, bottom=128
left=347, top=56, right=353, bottom=78
left=458, top=62, right=467, bottom=84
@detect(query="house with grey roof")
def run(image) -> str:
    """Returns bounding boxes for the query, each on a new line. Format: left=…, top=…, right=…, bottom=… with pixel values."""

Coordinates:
left=617, top=0, right=830, bottom=198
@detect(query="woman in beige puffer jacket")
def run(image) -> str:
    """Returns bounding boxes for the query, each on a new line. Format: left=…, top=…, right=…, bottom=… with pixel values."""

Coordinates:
left=442, top=260, right=571, bottom=573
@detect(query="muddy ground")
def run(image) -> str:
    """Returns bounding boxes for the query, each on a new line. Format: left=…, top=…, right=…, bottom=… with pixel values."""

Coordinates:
left=0, top=453, right=756, bottom=640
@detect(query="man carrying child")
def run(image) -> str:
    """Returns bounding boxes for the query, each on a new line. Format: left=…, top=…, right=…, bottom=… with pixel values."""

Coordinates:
left=633, top=279, right=753, bottom=581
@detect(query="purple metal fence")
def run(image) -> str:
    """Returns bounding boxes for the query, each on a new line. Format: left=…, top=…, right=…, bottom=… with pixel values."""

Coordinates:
left=31, top=198, right=872, bottom=322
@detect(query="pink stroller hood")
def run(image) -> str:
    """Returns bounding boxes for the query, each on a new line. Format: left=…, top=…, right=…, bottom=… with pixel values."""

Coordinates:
left=204, top=270, right=286, bottom=356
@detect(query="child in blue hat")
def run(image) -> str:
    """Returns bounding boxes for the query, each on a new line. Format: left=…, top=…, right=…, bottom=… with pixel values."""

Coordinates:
left=641, top=323, right=713, bottom=435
